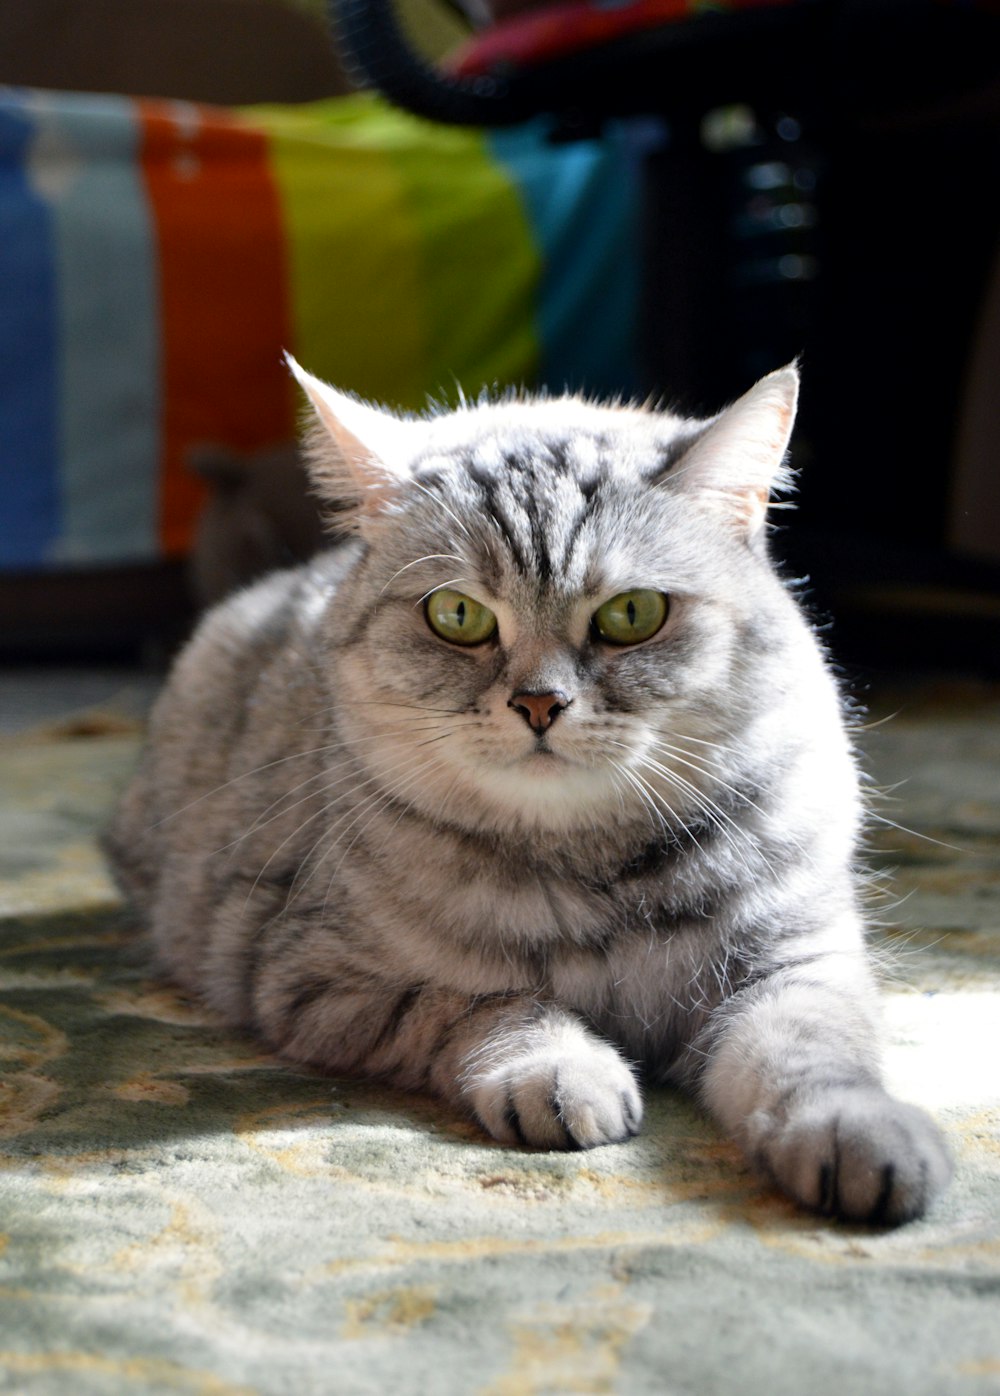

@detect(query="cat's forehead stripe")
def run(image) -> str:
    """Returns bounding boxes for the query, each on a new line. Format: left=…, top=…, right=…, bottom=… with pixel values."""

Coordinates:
left=466, top=443, right=593, bottom=585
left=411, top=415, right=706, bottom=596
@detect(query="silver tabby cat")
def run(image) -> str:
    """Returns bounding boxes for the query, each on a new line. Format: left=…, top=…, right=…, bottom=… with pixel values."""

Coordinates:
left=107, top=357, right=952, bottom=1225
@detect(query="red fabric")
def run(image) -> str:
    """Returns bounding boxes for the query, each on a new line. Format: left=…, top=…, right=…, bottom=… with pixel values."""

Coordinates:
left=451, top=0, right=800, bottom=76
left=138, top=100, right=295, bottom=558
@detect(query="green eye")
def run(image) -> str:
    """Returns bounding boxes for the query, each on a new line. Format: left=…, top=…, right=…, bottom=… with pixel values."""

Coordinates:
left=425, top=588, right=498, bottom=646
left=592, top=589, right=668, bottom=645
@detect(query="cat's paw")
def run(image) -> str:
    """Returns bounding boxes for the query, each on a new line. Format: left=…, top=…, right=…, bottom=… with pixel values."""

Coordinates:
left=465, top=1028, right=642, bottom=1151
left=755, top=1087, right=952, bottom=1226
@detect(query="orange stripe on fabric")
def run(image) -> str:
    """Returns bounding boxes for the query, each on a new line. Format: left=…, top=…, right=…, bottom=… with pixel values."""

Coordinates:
left=138, top=100, right=296, bottom=558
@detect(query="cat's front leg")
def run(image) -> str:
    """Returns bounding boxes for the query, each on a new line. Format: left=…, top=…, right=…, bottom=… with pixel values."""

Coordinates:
left=253, top=958, right=641, bottom=1150
left=697, top=960, right=952, bottom=1225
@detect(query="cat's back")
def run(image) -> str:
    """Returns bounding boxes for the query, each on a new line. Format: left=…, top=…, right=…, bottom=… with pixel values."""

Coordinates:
left=106, top=547, right=352, bottom=907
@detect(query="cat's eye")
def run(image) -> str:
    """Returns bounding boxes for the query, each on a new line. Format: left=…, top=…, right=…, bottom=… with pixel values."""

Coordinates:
left=425, top=588, right=498, bottom=646
left=592, top=589, right=668, bottom=645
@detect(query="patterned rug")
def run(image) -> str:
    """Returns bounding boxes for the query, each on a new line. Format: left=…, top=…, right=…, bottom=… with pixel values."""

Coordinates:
left=2, top=678, right=999, bottom=1395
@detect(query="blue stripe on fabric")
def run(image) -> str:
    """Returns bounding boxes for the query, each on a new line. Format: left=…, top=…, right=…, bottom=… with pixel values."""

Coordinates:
left=0, top=92, right=60, bottom=569
left=487, top=121, right=642, bottom=401
left=25, top=91, right=160, bottom=567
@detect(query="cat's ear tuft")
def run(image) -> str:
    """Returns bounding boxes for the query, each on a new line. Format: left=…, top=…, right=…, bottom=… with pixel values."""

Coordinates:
left=665, top=363, right=799, bottom=538
left=285, top=353, right=414, bottom=528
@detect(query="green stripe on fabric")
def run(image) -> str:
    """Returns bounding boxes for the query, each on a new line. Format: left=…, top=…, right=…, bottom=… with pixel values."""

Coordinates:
left=374, top=107, right=541, bottom=402
left=253, top=96, right=430, bottom=410
left=249, top=95, right=541, bottom=409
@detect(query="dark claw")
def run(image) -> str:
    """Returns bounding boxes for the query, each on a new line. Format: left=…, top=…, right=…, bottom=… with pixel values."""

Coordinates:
left=549, top=1076, right=578, bottom=1150
left=503, top=1094, right=528, bottom=1147
left=818, top=1162, right=836, bottom=1214
left=869, top=1164, right=897, bottom=1226
left=819, top=1126, right=841, bottom=1215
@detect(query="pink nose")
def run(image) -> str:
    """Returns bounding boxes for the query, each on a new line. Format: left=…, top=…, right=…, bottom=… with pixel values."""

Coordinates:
left=508, top=691, right=571, bottom=732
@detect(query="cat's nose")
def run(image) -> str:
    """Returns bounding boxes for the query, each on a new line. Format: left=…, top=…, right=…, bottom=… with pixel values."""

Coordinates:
left=508, top=690, right=571, bottom=732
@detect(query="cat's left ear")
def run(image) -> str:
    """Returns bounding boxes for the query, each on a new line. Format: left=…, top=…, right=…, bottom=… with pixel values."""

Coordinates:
left=664, top=364, right=799, bottom=538
left=285, top=354, right=415, bottom=529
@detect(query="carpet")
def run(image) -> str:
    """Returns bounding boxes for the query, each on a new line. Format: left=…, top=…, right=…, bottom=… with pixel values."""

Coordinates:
left=1, top=678, right=999, bottom=1395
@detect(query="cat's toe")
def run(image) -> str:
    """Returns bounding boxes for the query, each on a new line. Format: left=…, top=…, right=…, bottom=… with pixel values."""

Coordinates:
left=761, top=1087, right=952, bottom=1226
left=468, top=1042, right=642, bottom=1151
left=551, top=1059, right=643, bottom=1149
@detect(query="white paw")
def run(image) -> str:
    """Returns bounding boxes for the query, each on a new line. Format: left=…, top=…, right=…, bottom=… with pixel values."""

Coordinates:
left=755, top=1086, right=953, bottom=1225
left=465, top=1025, right=642, bottom=1150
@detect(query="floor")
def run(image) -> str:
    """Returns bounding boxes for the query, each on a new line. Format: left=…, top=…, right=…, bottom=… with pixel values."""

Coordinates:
left=1, top=660, right=998, bottom=1395
left=0, top=664, right=163, bottom=735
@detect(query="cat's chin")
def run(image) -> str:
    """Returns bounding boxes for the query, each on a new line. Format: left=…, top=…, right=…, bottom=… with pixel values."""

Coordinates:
left=467, top=756, right=622, bottom=833
left=518, top=748, right=567, bottom=771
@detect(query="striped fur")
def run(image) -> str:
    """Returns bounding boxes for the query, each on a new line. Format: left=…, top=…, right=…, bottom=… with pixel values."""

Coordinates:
left=107, top=362, right=951, bottom=1224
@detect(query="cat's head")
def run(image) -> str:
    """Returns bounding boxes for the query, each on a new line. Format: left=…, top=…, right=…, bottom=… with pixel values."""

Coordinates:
left=288, top=356, right=810, bottom=837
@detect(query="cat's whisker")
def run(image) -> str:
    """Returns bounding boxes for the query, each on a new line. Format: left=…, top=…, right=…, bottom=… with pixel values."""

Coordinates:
left=263, top=749, right=447, bottom=913
left=659, top=729, right=747, bottom=764
left=308, top=753, right=452, bottom=910
left=368, top=765, right=465, bottom=873
left=380, top=553, right=469, bottom=597
left=646, top=738, right=770, bottom=819
left=655, top=734, right=733, bottom=772
left=246, top=735, right=446, bottom=882
left=241, top=799, right=335, bottom=915
left=643, top=749, right=787, bottom=872
left=366, top=699, right=477, bottom=717
left=608, top=758, right=673, bottom=841
left=222, top=760, right=382, bottom=857
left=645, top=739, right=811, bottom=869
left=148, top=741, right=363, bottom=829
left=407, top=474, right=477, bottom=546
left=316, top=749, right=448, bottom=843
left=856, top=709, right=902, bottom=732
left=625, top=748, right=770, bottom=879
left=413, top=731, right=455, bottom=750
left=241, top=707, right=472, bottom=882
left=865, top=812, right=967, bottom=853
left=608, top=740, right=758, bottom=872
left=152, top=721, right=459, bottom=832
left=216, top=722, right=457, bottom=853
left=633, top=750, right=752, bottom=839
left=327, top=753, right=448, bottom=858
left=414, top=578, right=473, bottom=609
left=605, top=766, right=629, bottom=822
left=215, top=770, right=334, bottom=856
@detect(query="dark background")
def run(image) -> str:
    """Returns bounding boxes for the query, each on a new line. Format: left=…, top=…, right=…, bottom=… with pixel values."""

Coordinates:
left=2, top=0, right=999, bottom=677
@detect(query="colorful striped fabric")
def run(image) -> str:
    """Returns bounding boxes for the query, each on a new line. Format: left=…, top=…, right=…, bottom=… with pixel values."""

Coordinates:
left=0, top=89, right=642, bottom=572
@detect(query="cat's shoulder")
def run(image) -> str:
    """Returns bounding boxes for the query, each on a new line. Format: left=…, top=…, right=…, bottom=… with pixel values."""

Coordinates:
left=198, top=544, right=354, bottom=638
left=164, top=544, right=355, bottom=706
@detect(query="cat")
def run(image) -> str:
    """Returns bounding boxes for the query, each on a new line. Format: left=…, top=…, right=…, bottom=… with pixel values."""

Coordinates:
left=106, top=355, right=952, bottom=1226
left=187, top=441, right=325, bottom=607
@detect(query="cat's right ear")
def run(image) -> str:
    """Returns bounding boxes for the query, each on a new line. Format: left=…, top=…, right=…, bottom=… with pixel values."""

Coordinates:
left=285, top=354, right=414, bottom=530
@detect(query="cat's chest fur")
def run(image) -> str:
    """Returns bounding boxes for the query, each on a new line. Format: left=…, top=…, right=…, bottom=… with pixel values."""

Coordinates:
left=330, top=802, right=733, bottom=1044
